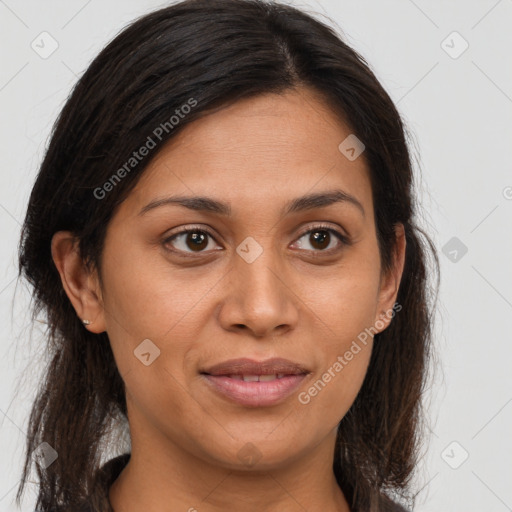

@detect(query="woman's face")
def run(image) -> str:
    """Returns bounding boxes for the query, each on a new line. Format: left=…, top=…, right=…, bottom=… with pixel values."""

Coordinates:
left=84, top=87, right=404, bottom=471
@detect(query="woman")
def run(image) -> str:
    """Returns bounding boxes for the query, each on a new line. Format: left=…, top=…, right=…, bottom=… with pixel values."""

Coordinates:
left=16, top=0, right=439, bottom=510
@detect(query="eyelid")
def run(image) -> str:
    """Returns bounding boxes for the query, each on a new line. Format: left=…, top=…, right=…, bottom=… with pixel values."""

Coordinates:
left=162, top=224, right=221, bottom=257
left=295, top=222, right=350, bottom=243
left=291, top=223, right=351, bottom=254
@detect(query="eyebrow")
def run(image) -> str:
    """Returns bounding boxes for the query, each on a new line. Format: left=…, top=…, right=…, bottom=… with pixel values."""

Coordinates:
left=138, top=189, right=365, bottom=218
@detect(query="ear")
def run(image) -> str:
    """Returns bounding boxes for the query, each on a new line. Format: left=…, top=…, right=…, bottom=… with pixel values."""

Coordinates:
left=374, top=223, right=406, bottom=333
left=51, top=231, right=106, bottom=334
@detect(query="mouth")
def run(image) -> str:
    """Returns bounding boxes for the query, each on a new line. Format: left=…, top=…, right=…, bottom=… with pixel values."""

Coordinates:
left=200, top=357, right=310, bottom=407
left=217, top=374, right=294, bottom=381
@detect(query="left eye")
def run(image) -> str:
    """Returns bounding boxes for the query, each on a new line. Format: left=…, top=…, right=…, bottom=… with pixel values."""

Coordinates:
left=293, top=226, right=347, bottom=252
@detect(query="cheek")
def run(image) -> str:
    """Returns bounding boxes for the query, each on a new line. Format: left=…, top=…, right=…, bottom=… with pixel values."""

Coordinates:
left=98, top=238, right=231, bottom=407
left=294, top=252, right=380, bottom=415
left=297, top=248, right=382, bottom=343
left=298, top=309, right=375, bottom=421
left=98, top=242, right=210, bottom=438
left=97, top=239, right=189, bottom=372
left=320, top=341, right=373, bottom=405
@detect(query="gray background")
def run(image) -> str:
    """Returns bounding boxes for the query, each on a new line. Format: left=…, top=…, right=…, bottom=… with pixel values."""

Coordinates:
left=1, top=0, right=511, bottom=510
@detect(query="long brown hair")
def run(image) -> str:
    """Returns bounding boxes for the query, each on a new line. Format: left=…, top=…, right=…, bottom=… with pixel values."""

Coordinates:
left=16, top=1, right=439, bottom=510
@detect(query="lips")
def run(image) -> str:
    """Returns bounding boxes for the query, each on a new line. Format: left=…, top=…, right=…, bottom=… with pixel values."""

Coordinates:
left=226, top=374, right=288, bottom=382
left=201, top=357, right=310, bottom=377
left=200, top=357, right=310, bottom=407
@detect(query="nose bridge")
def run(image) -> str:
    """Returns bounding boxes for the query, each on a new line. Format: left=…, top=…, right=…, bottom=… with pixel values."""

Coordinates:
left=236, top=234, right=283, bottom=305
left=218, top=234, right=298, bottom=337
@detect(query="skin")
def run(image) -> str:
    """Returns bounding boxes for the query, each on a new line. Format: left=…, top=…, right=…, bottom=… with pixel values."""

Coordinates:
left=52, top=86, right=405, bottom=512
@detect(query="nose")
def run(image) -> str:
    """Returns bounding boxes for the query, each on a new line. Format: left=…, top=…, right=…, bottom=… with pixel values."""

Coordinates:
left=217, top=245, right=300, bottom=339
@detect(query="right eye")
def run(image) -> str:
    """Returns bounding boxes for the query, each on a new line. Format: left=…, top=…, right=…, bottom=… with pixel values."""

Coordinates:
left=162, top=226, right=223, bottom=256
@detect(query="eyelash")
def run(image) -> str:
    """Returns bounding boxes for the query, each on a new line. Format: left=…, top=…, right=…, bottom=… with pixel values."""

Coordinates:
left=162, top=223, right=350, bottom=258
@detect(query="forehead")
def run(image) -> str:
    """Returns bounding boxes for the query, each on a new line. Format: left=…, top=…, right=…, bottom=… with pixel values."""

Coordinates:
left=123, top=87, right=373, bottom=219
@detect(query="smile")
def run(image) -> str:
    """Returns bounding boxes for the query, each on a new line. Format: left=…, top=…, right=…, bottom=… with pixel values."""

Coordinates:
left=201, top=373, right=308, bottom=407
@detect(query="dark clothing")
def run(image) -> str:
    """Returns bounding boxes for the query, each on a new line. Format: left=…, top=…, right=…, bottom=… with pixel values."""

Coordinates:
left=76, top=453, right=131, bottom=512
left=73, top=453, right=409, bottom=511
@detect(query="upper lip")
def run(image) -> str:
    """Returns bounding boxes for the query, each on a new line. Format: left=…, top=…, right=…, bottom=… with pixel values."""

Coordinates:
left=201, top=357, right=310, bottom=376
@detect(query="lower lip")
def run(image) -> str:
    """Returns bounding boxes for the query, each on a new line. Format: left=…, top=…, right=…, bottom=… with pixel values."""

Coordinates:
left=201, top=374, right=307, bottom=407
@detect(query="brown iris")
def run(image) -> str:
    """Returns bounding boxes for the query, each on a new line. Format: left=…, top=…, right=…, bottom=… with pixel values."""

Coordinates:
left=309, top=230, right=330, bottom=250
left=185, top=231, right=209, bottom=251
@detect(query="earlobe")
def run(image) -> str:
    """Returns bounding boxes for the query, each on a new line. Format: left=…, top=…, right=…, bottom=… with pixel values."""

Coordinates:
left=375, top=223, right=406, bottom=331
left=51, top=231, right=106, bottom=333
